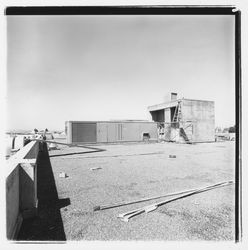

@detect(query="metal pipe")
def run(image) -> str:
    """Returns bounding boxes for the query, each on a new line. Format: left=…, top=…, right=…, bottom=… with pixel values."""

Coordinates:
left=118, top=180, right=234, bottom=222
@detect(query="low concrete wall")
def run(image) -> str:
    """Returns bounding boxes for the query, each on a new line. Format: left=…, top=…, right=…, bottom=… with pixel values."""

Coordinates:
left=6, top=166, right=21, bottom=240
left=6, top=140, right=41, bottom=240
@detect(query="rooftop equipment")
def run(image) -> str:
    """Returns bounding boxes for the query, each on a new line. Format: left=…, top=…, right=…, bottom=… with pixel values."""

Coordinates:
left=65, top=121, right=158, bottom=144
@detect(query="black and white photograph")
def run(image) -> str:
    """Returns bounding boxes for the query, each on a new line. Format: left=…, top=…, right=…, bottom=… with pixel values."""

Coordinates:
left=2, top=2, right=244, bottom=245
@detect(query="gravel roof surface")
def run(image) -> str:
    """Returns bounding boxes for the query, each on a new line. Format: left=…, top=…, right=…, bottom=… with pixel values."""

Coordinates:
left=48, top=141, right=235, bottom=241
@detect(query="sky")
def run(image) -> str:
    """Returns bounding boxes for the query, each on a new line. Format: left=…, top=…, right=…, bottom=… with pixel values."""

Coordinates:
left=6, top=15, right=235, bottom=131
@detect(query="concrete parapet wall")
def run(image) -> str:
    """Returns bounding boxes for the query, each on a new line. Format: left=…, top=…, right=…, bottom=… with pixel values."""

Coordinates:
left=6, top=140, right=41, bottom=240
left=6, top=166, right=21, bottom=240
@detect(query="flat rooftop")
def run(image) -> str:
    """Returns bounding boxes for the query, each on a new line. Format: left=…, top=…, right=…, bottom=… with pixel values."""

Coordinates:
left=18, top=140, right=235, bottom=241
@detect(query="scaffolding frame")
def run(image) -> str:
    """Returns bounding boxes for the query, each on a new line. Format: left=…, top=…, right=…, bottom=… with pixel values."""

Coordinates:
left=157, top=120, right=195, bottom=143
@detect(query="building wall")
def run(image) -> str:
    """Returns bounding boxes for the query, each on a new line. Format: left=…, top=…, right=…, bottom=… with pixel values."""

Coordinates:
left=181, top=99, right=215, bottom=142
left=72, top=122, right=97, bottom=143
left=65, top=121, right=72, bottom=144
left=67, top=121, right=158, bottom=144
left=164, top=108, right=171, bottom=123
left=97, top=122, right=120, bottom=143
left=98, top=122, right=158, bottom=143
left=97, top=122, right=108, bottom=142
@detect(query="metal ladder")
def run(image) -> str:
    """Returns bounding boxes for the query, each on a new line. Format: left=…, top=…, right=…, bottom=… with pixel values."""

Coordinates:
left=171, top=101, right=192, bottom=143
left=172, top=101, right=182, bottom=123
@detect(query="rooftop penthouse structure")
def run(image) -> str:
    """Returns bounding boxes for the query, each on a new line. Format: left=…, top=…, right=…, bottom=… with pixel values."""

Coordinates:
left=148, top=93, right=215, bottom=143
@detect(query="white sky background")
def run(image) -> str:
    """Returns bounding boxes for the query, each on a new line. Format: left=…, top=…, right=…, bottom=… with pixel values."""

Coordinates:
left=6, top=15, right=235, bottom=131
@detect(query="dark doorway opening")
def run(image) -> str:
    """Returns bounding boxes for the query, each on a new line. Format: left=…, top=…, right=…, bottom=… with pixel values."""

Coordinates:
left=143, top=133, right=150, bottom=141
left=150, top=109, right=164, bottom=122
